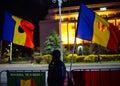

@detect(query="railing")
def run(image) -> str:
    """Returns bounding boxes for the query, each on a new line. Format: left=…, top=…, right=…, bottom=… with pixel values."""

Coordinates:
left=72, top=68, right=120, bottom=86
left=0, top=70, right=47, bottom=86
left=0, top=68, right=120, bottom=86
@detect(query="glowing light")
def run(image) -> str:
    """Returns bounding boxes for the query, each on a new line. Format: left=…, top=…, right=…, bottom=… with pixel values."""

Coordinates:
left=61, top=22, right=83, bottom=44
left=100, top=7, right=107, bottom=11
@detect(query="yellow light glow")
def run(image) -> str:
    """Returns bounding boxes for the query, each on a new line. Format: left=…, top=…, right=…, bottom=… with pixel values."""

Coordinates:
left=108, top=20, right=115, bottom=25
left=61, top=22, right=68, bottom=44
left=76, top=38, right=83, bottom=44
left=54, top=13, right=78, bottom=21
left=96, top=10, right=117, bottom=16
left=54, top=7, right=120, bottom=45
left=116, top=19, right=120, bottom=24
left=116, top=19, right=120, bottom=30
left=61, top=22, right=83, bottom=45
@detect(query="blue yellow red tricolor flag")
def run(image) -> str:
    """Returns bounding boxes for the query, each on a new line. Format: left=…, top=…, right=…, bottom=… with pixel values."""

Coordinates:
left=16, top=78, right=37, bottom=86
left=2, top=11, right=34, bottom=48
left=76, top=3, right=118, bottom=52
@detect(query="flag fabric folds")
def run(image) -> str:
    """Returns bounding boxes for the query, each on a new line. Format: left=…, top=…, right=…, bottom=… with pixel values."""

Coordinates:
left=2, top=11, right=34, bottom=48
left=16, top=78, right=37, bottom=86
left=76, top=3, right=118, bottom=52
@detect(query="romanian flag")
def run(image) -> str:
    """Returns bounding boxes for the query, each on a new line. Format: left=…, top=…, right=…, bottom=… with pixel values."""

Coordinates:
left=76, top=3, right=118, bottom=52
left=2, top=11, right=34, bottom=48
left=16, top=78, right=37, bottom=86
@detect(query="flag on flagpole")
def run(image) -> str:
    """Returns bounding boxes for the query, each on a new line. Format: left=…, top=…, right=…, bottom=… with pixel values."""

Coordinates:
left=76, top=3, right=118, bottom=52
left=2, top=11, right=34, bottom=48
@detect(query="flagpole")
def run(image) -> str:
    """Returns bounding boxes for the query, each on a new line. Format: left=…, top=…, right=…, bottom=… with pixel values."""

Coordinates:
left=69, top=37, right=76, bottom=77
left=52, top=0, right=68, bottom=61
left=58, top=0, right=63, bottom=61
left=9, top=42, right=12, bottom=63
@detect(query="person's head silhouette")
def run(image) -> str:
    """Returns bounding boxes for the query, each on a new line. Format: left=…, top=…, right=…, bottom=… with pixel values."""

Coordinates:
left=52, top=50, right=61, bottom=59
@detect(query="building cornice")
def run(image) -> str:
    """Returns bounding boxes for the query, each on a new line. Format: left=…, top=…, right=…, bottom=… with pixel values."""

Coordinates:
left=48, top=2, right=120, bottom=14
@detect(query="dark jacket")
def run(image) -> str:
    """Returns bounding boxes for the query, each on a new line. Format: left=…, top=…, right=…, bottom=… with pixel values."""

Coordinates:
left=47, top=59, right=66, bottom=86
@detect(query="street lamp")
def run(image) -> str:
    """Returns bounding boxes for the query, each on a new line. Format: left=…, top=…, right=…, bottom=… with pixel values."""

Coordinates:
left=52, top=0, right=67, bottom=61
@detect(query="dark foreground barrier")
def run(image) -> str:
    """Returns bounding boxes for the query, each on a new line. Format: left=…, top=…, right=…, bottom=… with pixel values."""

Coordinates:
left=72, top=68, right=120, bottom=86
left=0, top=68, right=120, bottom=86
left=0, top=70, right=7, bottom=86
left=0, top=70, right=46, bottom=86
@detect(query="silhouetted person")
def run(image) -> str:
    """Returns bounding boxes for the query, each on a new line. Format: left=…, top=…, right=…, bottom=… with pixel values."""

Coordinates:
left=97, top=54, right=101, bottom=63
left=47, top=50, right=66, bottom=86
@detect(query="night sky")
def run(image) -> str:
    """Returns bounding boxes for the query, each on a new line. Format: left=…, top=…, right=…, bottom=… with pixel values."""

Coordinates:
left=0, top=0, right=118, bottom=47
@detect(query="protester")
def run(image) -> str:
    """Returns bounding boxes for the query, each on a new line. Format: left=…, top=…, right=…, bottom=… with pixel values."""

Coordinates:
left=47, top=50, right=66, bottom=86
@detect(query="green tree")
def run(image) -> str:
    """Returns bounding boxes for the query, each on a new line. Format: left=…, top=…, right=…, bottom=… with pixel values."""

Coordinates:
left=42, top=31, right=60, bottom=55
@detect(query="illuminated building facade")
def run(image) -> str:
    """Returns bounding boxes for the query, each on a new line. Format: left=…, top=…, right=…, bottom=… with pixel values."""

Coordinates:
left=39, top=2, right=120, bottom=50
